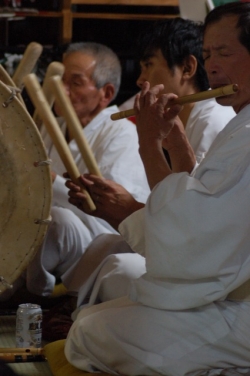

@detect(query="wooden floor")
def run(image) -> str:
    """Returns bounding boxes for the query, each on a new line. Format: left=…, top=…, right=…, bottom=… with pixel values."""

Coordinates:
left=0, top=315, right=53, bottom=376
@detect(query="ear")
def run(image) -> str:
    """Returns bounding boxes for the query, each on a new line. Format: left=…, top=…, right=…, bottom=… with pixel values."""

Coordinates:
left=182, top=55, right=197, bottom=81
left=99, top=83, right=115, bottom=107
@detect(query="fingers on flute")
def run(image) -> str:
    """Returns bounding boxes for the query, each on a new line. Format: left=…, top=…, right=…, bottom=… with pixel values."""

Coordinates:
left=157, top=93, right=183, bottom=117
left=134, top=93, right=141, bottom=113
left=140, top=82, right=165, bottom=106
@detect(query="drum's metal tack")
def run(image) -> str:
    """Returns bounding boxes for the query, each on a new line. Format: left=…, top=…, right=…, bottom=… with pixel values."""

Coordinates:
left=34, top=215, right=52, bottom=225
left=34, top=159, right=52, bottom=167
left=0, top=276, right=13, bottom=290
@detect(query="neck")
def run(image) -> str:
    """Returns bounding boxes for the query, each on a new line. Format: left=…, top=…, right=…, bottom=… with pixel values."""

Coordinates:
left=178, top=102, right=195, bottom=128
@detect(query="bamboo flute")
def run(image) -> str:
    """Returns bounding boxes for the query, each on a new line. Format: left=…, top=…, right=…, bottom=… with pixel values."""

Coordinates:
left=111, top=84, right=238, bottom=121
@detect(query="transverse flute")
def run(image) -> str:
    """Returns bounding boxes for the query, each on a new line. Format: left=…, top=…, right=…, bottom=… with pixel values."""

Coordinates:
left=0, top=348, right=45, bottom=363
left=0, top=347, right=43, bottom=354
left=111, top=84, right=238, bottom=121
left=0, top=353, right=46, bottom=363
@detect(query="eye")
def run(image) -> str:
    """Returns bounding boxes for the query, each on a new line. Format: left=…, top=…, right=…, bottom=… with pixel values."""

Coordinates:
left=144, top=61, right=152, bottom=68
left=203, top=54, right=210, bottom=61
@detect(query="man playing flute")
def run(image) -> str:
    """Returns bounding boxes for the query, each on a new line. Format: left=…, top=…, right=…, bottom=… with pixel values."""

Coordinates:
left=64, top=2, right=250, bottom=375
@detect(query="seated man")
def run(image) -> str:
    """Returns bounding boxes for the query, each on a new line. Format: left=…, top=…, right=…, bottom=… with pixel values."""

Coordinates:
left=62, top=17, right=235, bottom=303
left=65, top=3, right=250, bottom=375
left=0, top=42, right=149, bottom=301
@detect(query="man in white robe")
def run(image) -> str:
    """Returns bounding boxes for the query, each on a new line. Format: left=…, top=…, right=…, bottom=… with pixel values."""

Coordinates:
left=65, top=3, right=250, bottom=375
left=62, top=18, right=235, bottom=301
left=0, top=42, right=149, bottom=301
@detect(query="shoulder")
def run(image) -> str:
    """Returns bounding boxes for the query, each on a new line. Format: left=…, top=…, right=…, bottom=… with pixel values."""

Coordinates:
left=190, top=98, right=235, bottom=125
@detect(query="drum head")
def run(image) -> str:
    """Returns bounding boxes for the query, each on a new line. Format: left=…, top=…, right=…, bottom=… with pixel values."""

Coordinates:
left=0, top=80, right=52, bottom=295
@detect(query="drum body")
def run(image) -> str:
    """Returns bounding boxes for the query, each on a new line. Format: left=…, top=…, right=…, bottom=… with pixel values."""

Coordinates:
left=0, top=80, right=52, bottom=295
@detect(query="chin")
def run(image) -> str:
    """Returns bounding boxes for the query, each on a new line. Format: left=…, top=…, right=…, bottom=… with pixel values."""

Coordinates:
left=216, top=97, right=233, bottom=107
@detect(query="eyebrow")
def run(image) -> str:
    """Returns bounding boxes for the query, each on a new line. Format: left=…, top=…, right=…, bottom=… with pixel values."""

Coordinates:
left=202, top=44, right=229, bottom=53
left=140, top=53, right=156, bottom=62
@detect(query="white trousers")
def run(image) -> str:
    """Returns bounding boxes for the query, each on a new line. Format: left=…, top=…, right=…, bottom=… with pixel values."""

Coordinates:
left=26, top=206, right=94, bottom=296
left=71, top=238, right=146, bottom=307
left=65, top=296, right=250, bottom=376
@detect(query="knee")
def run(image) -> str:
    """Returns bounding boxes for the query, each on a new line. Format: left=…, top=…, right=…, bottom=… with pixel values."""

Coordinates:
left=105, top=253, right=146, bottom=278
left=50, top=207, right=79, bottom=227
left=49, top=207, right=83, bottom=238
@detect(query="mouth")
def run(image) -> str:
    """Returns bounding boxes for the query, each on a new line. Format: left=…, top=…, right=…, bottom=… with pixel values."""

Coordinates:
left=211, top=84, right=229, bottom=90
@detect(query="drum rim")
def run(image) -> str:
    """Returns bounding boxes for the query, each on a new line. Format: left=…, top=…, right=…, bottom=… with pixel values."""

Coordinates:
left=0, top=80, right=52, bottom=295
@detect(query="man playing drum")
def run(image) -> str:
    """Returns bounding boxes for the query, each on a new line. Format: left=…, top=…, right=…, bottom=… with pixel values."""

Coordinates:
left=0, top=42, right=149, bottom=301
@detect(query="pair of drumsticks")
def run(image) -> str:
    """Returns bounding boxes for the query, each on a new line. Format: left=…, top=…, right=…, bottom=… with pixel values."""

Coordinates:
left=0, top=41, right=100, bottom=212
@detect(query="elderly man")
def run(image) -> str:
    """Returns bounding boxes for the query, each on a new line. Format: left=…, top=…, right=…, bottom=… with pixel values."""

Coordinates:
left=65, top=3, right=250, bottom=375
left=0, top=42, right=149, bottom=301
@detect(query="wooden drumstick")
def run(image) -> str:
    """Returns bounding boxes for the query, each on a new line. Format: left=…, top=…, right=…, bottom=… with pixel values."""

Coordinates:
left=111, top=84, right=239, bottom=121
left=12, top=42, right=43, bottom=90
left=0, top=65, right=25, bottom=106
left=23, top=73, right=96, bottom=212
left=50, top=75, right=102, bottom=178
left=33, top=62, right=65, bottom=128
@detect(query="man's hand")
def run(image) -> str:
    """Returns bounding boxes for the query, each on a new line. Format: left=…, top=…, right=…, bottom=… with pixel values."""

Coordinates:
left=133, top=82, right=195, bottom=187
left=134, top=81, right=182, bottom=146
left=64, top=174, right=144, bottom=231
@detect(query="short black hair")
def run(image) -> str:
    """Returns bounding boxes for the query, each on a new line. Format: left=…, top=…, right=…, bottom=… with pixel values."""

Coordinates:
left=204, top=2, right=250, bottom=53
left=137, top=18, right=209, bottom=91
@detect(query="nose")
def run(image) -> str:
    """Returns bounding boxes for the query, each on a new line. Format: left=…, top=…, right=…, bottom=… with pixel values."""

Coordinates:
left=205, top=56, right=220, bottom=76
left=62, top=80, right=70, bottom=96
left=136, top=71, right=146, bottom=89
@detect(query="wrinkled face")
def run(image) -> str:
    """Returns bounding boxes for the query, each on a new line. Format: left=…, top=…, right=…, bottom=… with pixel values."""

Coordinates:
left=62, top=51, right=103, bottom=126
left=136, top=49, right=184, bottom=96
left=203, top=15, right=250, bottom=113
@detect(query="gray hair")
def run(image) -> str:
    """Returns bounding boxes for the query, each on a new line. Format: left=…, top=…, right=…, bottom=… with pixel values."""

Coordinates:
left=64, top=42, right=121, bottom=100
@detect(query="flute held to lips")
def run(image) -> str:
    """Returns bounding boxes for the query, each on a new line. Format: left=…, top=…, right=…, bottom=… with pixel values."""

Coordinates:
left=111, top=84, right=238, bottom=121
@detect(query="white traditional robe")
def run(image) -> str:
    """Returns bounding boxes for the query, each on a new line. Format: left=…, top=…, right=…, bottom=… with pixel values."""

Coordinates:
left=43, top=104, right=150, bottom=234
left=64, top=98, right=235, bottom=301
left=65, top=105, right=250, bottom=375
left=25, top=105, right=150, bottom=296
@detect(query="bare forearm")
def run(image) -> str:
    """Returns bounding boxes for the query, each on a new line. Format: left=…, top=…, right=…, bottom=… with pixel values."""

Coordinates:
left=139, top=140, right=172, bottom=190
left=165, top=125, right=196, bottom=173
left=106, top=200, right=145, bottom=231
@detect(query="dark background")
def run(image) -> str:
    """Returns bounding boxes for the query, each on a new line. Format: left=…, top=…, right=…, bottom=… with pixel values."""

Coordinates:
left=0, top=1, right=179, bottom=110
